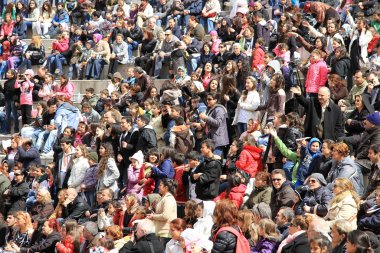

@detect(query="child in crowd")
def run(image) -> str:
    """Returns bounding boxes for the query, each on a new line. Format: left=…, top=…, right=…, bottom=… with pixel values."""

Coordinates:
left=172, top=153, right=187, bottom=217
left=273, top=43, right=290, bottom=65
left=126, top=151, right=144, bottom=201
left=138, top=148, right=159, bottom=202
left=95, top=89, right=110, bottom=114
left=214, top=174, right=247, bottom=209
left=0, top=40, right=11, bottom=78
left=183, top=151, right=201, bottom=200
left=184, top=200, right=198, bottom=228
left=193, top=201, right=215, bottom=239
left=81, top=87, right=99, bottom=108
left=15, top=69, right=34, bottom=125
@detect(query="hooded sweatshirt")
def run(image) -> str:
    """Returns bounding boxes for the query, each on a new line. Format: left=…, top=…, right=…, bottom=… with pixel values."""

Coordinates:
left=193, top=201, right=215, bottom=239
left=296, top=138, right=322, bottom=183
left=127, top=150, right=144, bottom=200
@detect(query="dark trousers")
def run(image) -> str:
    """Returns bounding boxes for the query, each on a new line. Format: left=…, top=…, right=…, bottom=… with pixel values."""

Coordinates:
left=20, top=104, right=32, bottom=125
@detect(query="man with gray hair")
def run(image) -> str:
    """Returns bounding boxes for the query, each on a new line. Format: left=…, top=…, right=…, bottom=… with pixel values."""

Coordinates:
left=307, top=214, right=332, bottom=241
left=252, top=203, right=272, bottom=223
left=61, top=188, right=90, bottom=220
left=276, top=207, right=295, bottom=240
left=83, top=221, right=99, bottom=253
left=119, top=219, right=164, bottom=253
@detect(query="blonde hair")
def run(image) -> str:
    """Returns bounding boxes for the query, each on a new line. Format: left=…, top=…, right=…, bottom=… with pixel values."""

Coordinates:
left=37, top=188, right=52, bottom=204
left=238, top=210, right=254, bottom=233
left=16, top=211, right=33, bottom=232
left=250, top=223, right=259, bottom=246
left=330, top=178, right=360, bottom=209
left=258, top=218, right=281, bottom=241
left=32, top=35, right=42, bottom=49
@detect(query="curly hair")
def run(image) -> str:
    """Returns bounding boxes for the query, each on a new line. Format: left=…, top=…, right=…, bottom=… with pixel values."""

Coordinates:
left=98, top=142, right=114, bottom=178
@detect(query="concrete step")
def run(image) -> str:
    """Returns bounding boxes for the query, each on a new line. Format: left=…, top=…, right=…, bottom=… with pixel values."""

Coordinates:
left=0, top=153, right=53, bottom=165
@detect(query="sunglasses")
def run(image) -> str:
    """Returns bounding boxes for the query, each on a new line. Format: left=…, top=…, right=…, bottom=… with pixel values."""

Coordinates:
left=272, top=178, right=282, bottom=182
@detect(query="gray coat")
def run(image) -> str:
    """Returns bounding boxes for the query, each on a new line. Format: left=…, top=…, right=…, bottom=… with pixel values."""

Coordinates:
left=205, top=104, right=229, bottom=147
left=327, top=156, right=364, bottom=196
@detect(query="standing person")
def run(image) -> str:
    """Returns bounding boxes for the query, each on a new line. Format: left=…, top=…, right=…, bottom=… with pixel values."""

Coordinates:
left=55, top=136, right=75, bottom=191
left=199, top=93, right=229, bottom=157
left=67, top=145, right=89, bottom=192
left=0, top=69, right=19, bottom=134
left=147, top=178, right=177, bottom=247
left=305, top=49, right=329, bottom=98
left=15, top=69, right=35, bottom=126
left=97, top=142, right=120, bottom=196
left=148, top=146, right=175, bottom=193
left=80, top=152, right=99, bottom=209
left=191, top=139, right=222, bottom=201
left=135, top=115, right=157, bottom=155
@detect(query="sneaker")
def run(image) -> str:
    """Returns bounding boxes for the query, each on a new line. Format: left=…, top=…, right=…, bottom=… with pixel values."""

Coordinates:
left=41, top=150, right=54, bottom=157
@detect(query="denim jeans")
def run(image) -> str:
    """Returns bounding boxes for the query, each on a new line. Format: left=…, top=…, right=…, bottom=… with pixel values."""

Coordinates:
left=42, top=129, right=57, bottom=153
left=236, top=122, right=247, bottom=137
left=35, top=129, right=49, bottom=151
left=200, top=17, right=214, bottom=33
left=5, top=99, right=19, bottom=133
left=128, top=41, right=139, bottom=60
left=0, top=111, right=7, bottom=133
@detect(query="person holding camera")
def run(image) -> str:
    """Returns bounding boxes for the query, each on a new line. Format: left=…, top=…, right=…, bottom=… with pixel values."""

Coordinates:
left=15, top=69, right=35, bottom=127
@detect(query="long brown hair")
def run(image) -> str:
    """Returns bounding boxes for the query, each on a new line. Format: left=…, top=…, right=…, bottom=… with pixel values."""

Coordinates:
left=98, top=142, right=114, bottom=178
left=213, top=200, right=238, bottom=227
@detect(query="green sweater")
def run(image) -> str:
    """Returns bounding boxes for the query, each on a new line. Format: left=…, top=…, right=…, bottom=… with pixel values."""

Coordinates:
left=273, top=136, right=300, bottom=185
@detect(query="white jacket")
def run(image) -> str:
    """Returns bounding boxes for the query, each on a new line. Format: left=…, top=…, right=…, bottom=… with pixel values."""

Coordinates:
left=67, top=156, right=89, bottom=191
left=233, top=90, right=260, bottom=125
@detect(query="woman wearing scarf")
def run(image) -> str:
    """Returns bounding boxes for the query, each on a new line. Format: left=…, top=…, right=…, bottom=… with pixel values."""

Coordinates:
left=85, top=33, right=111, bottom=80
left=277, top=216, right=310, bottom=253
left=136, top=0, right=153, bottom=28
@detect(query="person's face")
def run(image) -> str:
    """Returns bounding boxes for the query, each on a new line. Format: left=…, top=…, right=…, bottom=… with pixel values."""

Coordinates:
left=42, top=221, right=52, bottom=235
left=309, top=178, right=321, bottom=190
left=171, top=109, right=180, bottom=118
left=272, top=173, right=285, bottom=189
left=346, top=239, right=357, bottom=253
left=288, top=222, right=298, bottom=235
left=148, top=154, right=158, bottom=163
left=150, top=88, right=157, bottom=97
left=6, top=215, right=16, bottom=227
left=209, top=80, right=218, bottom=91
left=136, top=118, right=145, bottom=129
left=331, top=226, right=343, bottom=247
left=275, top=209, right=286, bottom=226
left=177, top=68, right=184, bottom=77
left=75, top=147, right=83, bottom=157
left=131, top=159, right=138, bottom=168
left=233, top=46, right=241, bottom=55
left=255, top=178, right=266, bottom=188
left=206, top=96, right=217, bottom=108
left=269, top=77, right=277, bottom=89
left=332, top=40, right=341, bottom=49
left=6, top=70, right=14, bottom=79
left=121, top=119, right=129, bottom=131
left=14, top=170, right=24, bottom=183
left=321, top=143, right=331, bottom=157
left=36, top=190, right=43, bottom=202
left=318, top=90, right=330, bottom=105
left=169, top=223, right=182, bottom=240
left=168, top=19, right=175, bottom=28
left=219, top=44, right=226, bottom=53
left=195, top=205, right=203, bottom=218
left=310, top=241, right=325, bottom=253
left=200, top=143, right=211, bottom=157
left=99, top=146, right=106, bottom=156
left=310, top=53, right=321, bottom=62
left=332, top=183, right=343, bottom=196
left=354, top=72, right=364, bottom=85
left=158, top=182, right=167, bottom=195
left=135, top=226, right=144, bottom=239
left=63, top=128, right=72, bottom=137
left=57, top=4, right=62, bottom=10
left=327, top=24, right=336, bottom=34
left=144, top=102, right=152, bottom=111
left=244, top=29, right=252, bottom=38
left=226, top=61, right=232, bottom=71
left=116, top=36, right=123, bottom=44
left=310, top=142, right=320, bottom=153
left=164, top=32, right=172, bottom=42
left=77, top=124, right=86, bottom=135
left=205, top=62, right=212, bottom=72
left=354, top=96, right=363, bottom=109
left=332, top=149, right=344, bottom=161
left=229, top=141, right=238, bottom=154
left=368, top=148, right=380, bottom=164
left=16, top=215, right=25, bottom=227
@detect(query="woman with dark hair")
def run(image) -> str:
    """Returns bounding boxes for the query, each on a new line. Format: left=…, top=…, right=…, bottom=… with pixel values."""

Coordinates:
left=257, top=73, right=286, bottom=122
left=346, top=230, right=374, bottom=253
left=198, top=42, right=214, bottom=70
left=331, top=46, right=351, bottom=79
left=143, top=86, right=160, bottom=103
left=290, top=35, right=328, bottom=60
left=200, top=62, right=215, bottom=90
left=211, top=199, right=249, bottom=253
left=104, top=123, right=123, bottom=161
left=24, top=0, right=39, bottom=29
left=345, top=94, right=373, bottom=136
left=328, top=74, right=349, bottom=103
left=54, top=75, right=74, bottom=101
left=34, top=1, right=55, bottom=36
left=326, top=37, right=345, bottom=67
left=148, top=147, right=175, bottom=193
left=236, top=58, right=253, bottom=92
left=277, top=22, right=297, bottom=59
left=223, top=60, right=238, bottom=77
left=217, top=17, right=237, bottom=42
left=147, top=178, right=177, bottom=246
left=97, top=142, right=120, bottom=193
left=220, top=74, right=240, bottom=141
left=15, top=1, right=28, bottom=18
left=134, top=28, right=157, bottom=70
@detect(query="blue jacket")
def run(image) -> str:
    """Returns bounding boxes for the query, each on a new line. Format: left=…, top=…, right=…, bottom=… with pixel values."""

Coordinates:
left=152, top=159, right=175, bottom=192
left=12, top=21, right=27, bottom=39
left=54, top=102, right=80, bottom=135
left=52, top=9, right=70, bottom=24
left=296, top=138, right=322, bottom=182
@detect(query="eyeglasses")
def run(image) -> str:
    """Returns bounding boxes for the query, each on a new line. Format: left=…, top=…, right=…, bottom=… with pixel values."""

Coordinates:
left=272, top=178, right=282, bottom=182
left=14, top=173, right=22, bottom=176
left=165, top=34, right=171, bottom=36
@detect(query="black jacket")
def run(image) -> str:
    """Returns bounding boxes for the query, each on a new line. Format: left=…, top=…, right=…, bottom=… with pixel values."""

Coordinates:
left=270, top=181, right=295, bottom=219
left=135, top=125, right=157, bottom=155
left=191, top=157, right=222, bottom=200
left=211, top=226, right=238, bottom=253
left=20, top=231, right=61, bottom=253
left=296, top=95, right=344, bottom=141
left=61, top=195, right=90, bottom=220
left=119, top=233, right=164, bottom=253
left=281, top=231, right=310, bottom=253
left=127, top=26, right=143, bottom=43
left=0, top=77, right=18, bottom=101
left=140, top=39, right=157, bottom=56
left=119, top=129, right=139, bottom=169
left=299, top=186, right=333, bottom=217
left=8, top=181, right=29, bottom=212
left=331, top=57, right=351, bottom=79
left=345, top=94, right=374, bottom=136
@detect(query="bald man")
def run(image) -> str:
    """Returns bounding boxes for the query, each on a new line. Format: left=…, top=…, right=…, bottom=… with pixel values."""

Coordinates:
left=292, top=86, right=344, bottom=141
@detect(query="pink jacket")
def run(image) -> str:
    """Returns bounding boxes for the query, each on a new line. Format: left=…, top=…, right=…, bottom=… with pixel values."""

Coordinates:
left=52, top=38, right=69, bottom=53
left=55, top=81, right=75, bottom=101
left=127, top=165, right=143, bottom=200
left=0, top=22, right=14, bottom=37
left=15, top=80, right=34, bottom=105
left=305, top=59, right=328, bottom=94
left=273, top=46, right=290, bottom=65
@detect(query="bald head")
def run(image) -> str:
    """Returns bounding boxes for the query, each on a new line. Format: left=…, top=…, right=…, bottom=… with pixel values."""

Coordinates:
left=318, top=87, right=331, bottom=105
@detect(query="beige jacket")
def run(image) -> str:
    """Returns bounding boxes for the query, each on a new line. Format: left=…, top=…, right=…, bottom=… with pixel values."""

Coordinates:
left=94, top=40, right=111, bottom=64
left=152, top=192, right=177, bottom=238
left=325, top=193, right=358, bottom=229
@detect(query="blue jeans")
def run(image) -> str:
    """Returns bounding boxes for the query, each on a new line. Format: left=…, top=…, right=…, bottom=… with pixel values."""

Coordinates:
left=237, top=122, right=247, bottom=137
left=42, top=129, right=57, bottom=153
left=35, top=129, right=49, bottom=151
left=0, top=111, right=7, bottom=133
left=128, top=41, right=139, bottom=60
left=5, top=99, right=19, bottom=133
left=0, top=61, right=7, bottom=78
left=200, top=17, right=214, bottom=33
left=47, top=54, right=65, bottom=75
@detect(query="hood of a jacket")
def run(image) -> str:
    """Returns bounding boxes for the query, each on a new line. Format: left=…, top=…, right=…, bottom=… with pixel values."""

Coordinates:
left=361, top=94, right=375, bottom=114
left=308, top=137, right=322, bottom=155
left=231, top=184, right=247, bottom=194
left=267, top=60, right=281, bottom=73
left=202, top=201, right=216, bottom=218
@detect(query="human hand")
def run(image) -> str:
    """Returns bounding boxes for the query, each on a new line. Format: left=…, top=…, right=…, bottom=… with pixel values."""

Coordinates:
left=303, top=205, right=311, bottom=213
left=199, top=113, right=207, bottom=120
left=269, top=127, right=277, bottom=137
left=346, top=119, right=352, bottom=125
left=193, top=173, right=203, bottom=180
left=290, top=86, right=301, bottom=95
left=122, top=141, right=127, bottom=148
left=224, top=94, right=230, bottom=101
left=117, top=154, right=123, bottom=162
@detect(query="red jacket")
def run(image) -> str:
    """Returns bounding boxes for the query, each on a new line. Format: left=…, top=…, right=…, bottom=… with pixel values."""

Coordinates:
left=0, top=21, right=14, bottom=38
left=368, top=34, right=380, bottom=54
left=236, top=145, right=263, bottom=178
left=174, top=165, right=187, bottom=204
left=52, top=38, right=69, bottom=53
left=305, top=58, right=328, bottom=94
left=138, top=164, right=155, bottom=196
left=214, top=184, right=247, bottom=209
left=56, top=235, right=75, bottom=253
left=251, top=46, right=265, bottom=71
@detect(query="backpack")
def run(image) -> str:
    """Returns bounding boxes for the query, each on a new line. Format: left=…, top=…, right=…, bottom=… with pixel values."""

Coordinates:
left=214, top=226, right=250, bottom=253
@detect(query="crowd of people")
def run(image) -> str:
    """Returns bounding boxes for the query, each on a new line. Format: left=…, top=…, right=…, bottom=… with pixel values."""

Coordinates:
left=0, top=0, right=380, bottom=252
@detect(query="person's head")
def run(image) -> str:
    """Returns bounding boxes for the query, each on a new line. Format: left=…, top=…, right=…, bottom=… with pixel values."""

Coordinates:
left=310, top=235, right=332, bottom=253
left=213, top=200, right=238, bottom=227
left=232, top=43, right=241, bottom=55
left=251, top=203, right=272, bottom=223
left=331, top=219, right=352, bottom=248
left=136, top=115, right=150, bottom=129
left=135, top=219, right=155, bottom=239
left=310, top=49, right=322, bottom=62
left=159, top=178, right=177, bottom=196
left=258, top=218, right=279, bottom=239
left=271, top=169, right=286, bottom=189
left=318, top=87, right=331, bottom=106
left=200, top=139, right=215, bottom=157
left=332, top=178, right=359, bottom=205
left=332, top=142, right=349, bottom=161
left=289, top=215, right=308, bottom=235
left=99, top=142, right=114, bottom=158
left=169, top=218, right=187, bottom=240
left=365, top=112, right=380, bottom=130
left=206, top=92, right=218, bottom=108
left=275, top=207, right=294, bottom=227
left=15, top=211, right=33, bottom=230
left=269, top=73, right=285, bottom=92
left=6, top=213, right=16, bottom=227
left=83, top=221, right=98, bottom=240
left=254, top=171, right=271, bottom=188
left=42, top=219, right=59, bottom=236
left=346, top=230, right=373, bottom=253
left=36, top=188, right=52, bottom=205
left=354, top=70, right=365, bottom=86
left=369, top=143, right=380, bottom=164
left=13, top=168, right=26, bottom=183
left=164, top=30, right=173, bottom=42
left=105, top=225, right=123, bottom=240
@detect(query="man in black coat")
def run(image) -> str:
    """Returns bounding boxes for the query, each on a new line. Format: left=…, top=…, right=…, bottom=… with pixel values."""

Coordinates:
left=135, top=115, right=157, bottom=155
left=4, top=169, right=29, bottom=214
left=61, top=188, right=90, bottom=221
left=191, top=139, right=222, bottom=200
left=292, top=86, right=344, bottom=141
left=119, top=219, right=164, bottom=253
left=16, top=139, right=41, bottom=170
left=270, top=169, right=295, bottom=219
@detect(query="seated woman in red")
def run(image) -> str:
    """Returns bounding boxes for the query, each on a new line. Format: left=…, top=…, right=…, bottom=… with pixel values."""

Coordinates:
left=236, top=134, right=263, bottom=178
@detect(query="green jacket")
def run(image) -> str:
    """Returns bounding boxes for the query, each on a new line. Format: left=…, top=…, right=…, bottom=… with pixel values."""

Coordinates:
left=273, top=136, right=300, bottom=185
